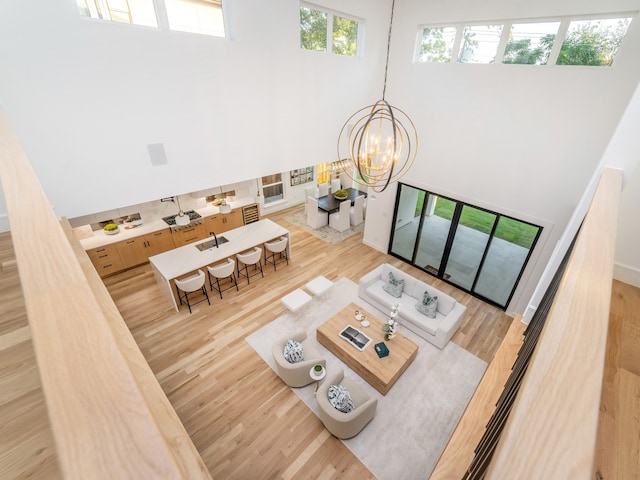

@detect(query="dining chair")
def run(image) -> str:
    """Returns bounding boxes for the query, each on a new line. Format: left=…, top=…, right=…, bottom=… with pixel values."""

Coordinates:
left=306, top=197, right=328, bottom=229
left=318, top=182, right=329, bottom=197
left=330, top=179, right=341, bottom=193
left=340, top=175, right=353, bottom=190
left=349, top=195, right=365, bottom=227
left=174, top=269, right=210, bottom=314
left=305, top=186, right=318, bottom=215
left=329, top=200, right=350, bottom=232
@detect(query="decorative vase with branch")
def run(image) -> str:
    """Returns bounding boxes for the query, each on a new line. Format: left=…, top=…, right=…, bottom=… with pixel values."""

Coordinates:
left=382, top=303, right=400, bottom=340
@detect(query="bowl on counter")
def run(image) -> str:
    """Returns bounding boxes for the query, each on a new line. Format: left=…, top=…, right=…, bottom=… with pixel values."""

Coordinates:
left=103, top=223, right=120, bottom=235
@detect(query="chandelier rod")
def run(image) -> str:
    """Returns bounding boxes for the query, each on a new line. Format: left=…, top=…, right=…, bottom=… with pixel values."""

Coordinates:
left=381, top=0, right=396, bottom=101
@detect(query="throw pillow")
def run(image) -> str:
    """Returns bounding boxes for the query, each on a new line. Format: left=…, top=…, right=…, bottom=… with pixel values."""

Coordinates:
left=415, top=291, right=438, bottom=318
left=283, top=339, right=304, bottom=363
left=328, top=384, right=355, bottom=413
left=382, top=271, right=405, bottom=298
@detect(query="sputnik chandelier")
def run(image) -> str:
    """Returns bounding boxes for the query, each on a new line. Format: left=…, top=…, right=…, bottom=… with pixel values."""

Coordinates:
left=337, top=0, right=418, bottom=192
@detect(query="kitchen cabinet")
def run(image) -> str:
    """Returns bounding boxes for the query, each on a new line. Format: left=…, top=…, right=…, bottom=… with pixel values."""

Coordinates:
left=171, top=223, right=206, bottom=248
left=144, top=228, right=175, bottom=256
left=204, top=209, right=243, bottom=235
left=87, top=244, right=124, bottom=278
left=117, top=237, right=148, bottom=268
left=116, top=229, right=176, bottom=268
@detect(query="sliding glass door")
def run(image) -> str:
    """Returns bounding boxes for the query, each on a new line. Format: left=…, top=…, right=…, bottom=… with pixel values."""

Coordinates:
left=389, top=184, right=541, bottom=309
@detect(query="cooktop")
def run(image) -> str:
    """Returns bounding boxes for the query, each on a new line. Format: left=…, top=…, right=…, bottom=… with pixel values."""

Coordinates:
left=162, top=210, right=202, bottom=226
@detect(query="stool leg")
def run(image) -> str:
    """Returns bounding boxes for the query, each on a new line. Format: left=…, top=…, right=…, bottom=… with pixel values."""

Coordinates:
left=215, top=277, right=223, bottom=299
left=202, top=286, right=210, bottom=305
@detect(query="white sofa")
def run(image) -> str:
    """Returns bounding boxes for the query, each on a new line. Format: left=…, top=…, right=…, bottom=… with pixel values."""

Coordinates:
left=358, top=263, right=466, bottom=349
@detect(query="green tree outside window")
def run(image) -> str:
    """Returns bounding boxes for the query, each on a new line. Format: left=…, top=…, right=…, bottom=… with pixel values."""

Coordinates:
left=300, top=7, right=327, bottom=52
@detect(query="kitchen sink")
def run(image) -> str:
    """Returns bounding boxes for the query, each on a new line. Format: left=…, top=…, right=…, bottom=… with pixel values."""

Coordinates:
left=195, top=236, right=229, bottom=251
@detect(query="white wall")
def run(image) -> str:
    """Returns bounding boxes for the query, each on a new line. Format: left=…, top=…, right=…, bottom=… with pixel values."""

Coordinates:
left=0, top=0, right=387, bottom=217
left=363, top=0, right=640, bottom=315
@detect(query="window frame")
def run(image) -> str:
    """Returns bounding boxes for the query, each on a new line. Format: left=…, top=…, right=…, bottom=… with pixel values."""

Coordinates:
left=414, top=11, right=636, bottom=67
left=260, top=173, right=285, bottom=205
left=300, top=2, right=364, bottom=58
left=76, top=0, right=228, bottom=38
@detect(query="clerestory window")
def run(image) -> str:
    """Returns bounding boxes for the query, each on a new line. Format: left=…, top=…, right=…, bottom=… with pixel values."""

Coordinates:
left=417, top=13, right=634, bottom=67
left=76, top=0, right=226, bottom=37
left=300, top=4, right=361, bottom=57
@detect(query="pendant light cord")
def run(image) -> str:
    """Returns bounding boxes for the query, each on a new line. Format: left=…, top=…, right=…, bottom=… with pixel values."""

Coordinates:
left=381, top=0, right=395, bottom=101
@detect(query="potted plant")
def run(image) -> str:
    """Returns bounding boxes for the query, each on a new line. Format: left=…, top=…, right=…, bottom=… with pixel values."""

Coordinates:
left=103, top=223, right=120, bottom=235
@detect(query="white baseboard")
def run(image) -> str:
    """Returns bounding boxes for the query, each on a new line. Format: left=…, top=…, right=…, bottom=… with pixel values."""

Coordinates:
left=613, top=262, right=640, bottom=288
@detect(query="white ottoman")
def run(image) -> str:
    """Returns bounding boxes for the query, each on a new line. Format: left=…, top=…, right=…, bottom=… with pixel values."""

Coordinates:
left=305, top=276, right=334, bottom=296
left=281, top=288, right=312, bottom=312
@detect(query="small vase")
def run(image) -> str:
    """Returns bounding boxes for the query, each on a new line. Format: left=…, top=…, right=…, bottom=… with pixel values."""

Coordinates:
left=385, top=333, right=393, bottom=340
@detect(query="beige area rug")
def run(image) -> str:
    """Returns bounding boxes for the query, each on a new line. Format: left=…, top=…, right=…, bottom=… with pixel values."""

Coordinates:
left=286, top=209, right=364, bottom=244
left=245, top=278, right=487, bottom=480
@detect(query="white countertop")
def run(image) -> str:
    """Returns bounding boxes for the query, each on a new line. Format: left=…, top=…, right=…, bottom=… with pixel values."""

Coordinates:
left=75, top=198, right=257, bottom=250
left=149, top=218, right=288, bottom=281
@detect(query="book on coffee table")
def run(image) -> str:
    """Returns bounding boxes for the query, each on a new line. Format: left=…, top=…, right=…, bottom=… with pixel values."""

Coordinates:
left=339, top=324, right=371, bottom=351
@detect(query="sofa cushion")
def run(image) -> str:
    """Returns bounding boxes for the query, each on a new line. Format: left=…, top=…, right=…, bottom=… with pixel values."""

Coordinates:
left=283, top=339, right=304, bottom=363
left=416, top=291, right=438, bottom=318
left=410, top=281, right=456, bottom=316
left=382, top=271, right=404, bottom=298
left=380, top=264, right=417, bottom=293
left=328, top=384, right=354, bottom=413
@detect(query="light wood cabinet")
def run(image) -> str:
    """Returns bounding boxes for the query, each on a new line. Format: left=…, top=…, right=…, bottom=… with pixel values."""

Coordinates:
left=88, top=228, right=176, bottom=275
left=87, top=244, right=124, bottom=278
left=117, top=237, right=148, bottom=268
left=171, top=224, right=206, bottom=248
left=116, top=228, right=175, bottom=268
left=204, top=209, right=243, bottom=235
left=144, top=228, right=175, bottom=256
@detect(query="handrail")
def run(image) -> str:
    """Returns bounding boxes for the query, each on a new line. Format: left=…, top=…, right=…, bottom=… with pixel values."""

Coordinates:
left=0, top=109, right=211, bottom=478
left=430, top=316, right=526, bottom=478
left=485, top=167, right=622, bottom=478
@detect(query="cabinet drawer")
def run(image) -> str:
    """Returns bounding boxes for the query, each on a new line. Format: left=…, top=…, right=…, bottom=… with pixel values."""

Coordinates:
left=87, top=245, right=124, bottom=277
left=87, top=244, right=120, bottom=262
left=94, top=259, right=124, bottom=277
left=171, top=224, right=206, bottom=247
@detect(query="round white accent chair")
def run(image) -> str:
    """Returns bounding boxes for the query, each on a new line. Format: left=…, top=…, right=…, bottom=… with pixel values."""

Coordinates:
left=316, top=367, right=378, bottom=439
left=272, top=331, right=326, bottom=388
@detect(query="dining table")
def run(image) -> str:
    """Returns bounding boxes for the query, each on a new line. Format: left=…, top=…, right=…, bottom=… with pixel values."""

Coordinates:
left=316, top=187, right=367, bottom=215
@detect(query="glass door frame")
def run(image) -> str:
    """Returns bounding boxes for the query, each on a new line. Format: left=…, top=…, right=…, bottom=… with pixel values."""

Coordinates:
left=388, top=183, right=542, bottom=310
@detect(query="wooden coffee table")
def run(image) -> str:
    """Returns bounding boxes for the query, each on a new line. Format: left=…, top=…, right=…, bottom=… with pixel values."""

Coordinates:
left=316, top=303, right=419, bottom=395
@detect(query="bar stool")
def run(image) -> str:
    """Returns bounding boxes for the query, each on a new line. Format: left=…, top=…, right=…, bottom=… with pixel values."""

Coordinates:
left=207, top=258, right=239, bottom=299
left=237, top=247, right=264, bottom=284
left=174, top=269, right=210, bottom=314
left=264, top=236, right=289, bottom=271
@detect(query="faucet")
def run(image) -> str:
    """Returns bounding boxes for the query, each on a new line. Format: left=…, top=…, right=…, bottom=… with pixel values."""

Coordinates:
left=209, top=231, right=219, bottom=248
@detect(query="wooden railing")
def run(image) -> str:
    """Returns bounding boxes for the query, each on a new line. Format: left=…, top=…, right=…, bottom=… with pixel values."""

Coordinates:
left=0, top=110, right=211, bottom=478
left=432, top=167, right=623, bottom=478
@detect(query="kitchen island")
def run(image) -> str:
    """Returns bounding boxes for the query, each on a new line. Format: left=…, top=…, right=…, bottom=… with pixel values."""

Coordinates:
left=149, top=218, right=289, bottom=311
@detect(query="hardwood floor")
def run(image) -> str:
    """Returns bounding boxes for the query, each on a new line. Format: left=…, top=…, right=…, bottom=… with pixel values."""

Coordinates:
left=0, top=205, right=515, bottom=478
